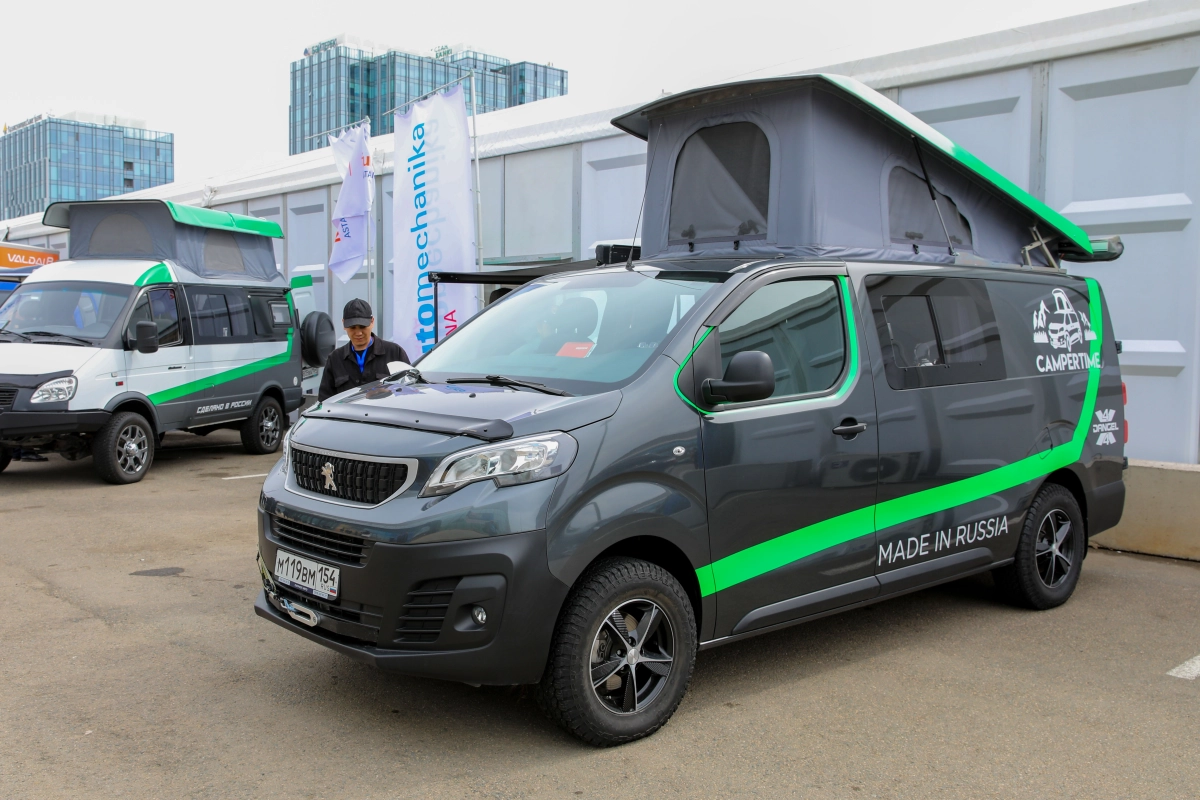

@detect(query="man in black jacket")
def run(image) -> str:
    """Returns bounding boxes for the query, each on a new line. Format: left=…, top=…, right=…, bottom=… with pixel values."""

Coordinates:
left=318, top=299, right=410, bottom=401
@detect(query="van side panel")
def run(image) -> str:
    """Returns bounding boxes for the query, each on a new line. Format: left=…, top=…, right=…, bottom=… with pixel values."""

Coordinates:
left=1077, top=286, right=1126, bottom=535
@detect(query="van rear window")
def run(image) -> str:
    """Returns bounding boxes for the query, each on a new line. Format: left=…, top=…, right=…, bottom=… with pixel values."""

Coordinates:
left=868, top=275, right=1004, bottom=389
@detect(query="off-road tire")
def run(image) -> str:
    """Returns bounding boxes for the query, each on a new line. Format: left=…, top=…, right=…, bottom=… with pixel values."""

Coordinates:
left=92, top=411, right=155, bottom=485
left=0, top=447, right=11, bottom=473
left=241, top=397, right=283, bottom=455
left=537, top=557, right=697, bottom=746
left=994, top=483, right=1086, bottom=609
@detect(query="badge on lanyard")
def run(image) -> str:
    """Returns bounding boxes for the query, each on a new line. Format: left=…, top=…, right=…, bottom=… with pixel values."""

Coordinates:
left=354, top=339, right=371, bottom=373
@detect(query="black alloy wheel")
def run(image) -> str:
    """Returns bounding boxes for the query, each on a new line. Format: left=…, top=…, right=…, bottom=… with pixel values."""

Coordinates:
left=241, top=397, right=284, bottom=455
left=92, top=411, right=155, bottom=485
left=538, top=557, right=697, bottom=746
left=589, top=598, right=676, bottom=715
left=994, top=483, right=1085, bottom=609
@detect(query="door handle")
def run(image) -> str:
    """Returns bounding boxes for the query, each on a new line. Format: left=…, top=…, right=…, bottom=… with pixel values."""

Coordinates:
left=832, top=419, right=868, bottom=439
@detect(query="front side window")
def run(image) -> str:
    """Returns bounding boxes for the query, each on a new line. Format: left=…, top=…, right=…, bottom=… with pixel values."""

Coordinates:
left=417, top=269, right=724, bottom=395
left=0, top=281, right=133, bottom=341
left=669, top=122, right=770, bottom=243
left=716, top=278, right=846, bottom=402
left=126, top=287, right=183, bottom=346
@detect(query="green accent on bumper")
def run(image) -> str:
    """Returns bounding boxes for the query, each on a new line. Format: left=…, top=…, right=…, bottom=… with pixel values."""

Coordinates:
left=147, top=332, right=294, bottom=406
left=164, top=200, right=283, bottom=239
left=695, top=278, right=1103, bottom=597
left=135, top=263, right=174, bottom=286
left=289, top=274, right=313, bottom=289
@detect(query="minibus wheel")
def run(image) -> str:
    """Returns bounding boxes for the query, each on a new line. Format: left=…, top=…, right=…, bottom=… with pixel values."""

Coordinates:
left=241, top=397, right=283, bottom=455
left=92, top=411, right=155, bottom=485
left=994, top=483, right=1085, bottom=609
left=538, top=557, right=697, bottom=746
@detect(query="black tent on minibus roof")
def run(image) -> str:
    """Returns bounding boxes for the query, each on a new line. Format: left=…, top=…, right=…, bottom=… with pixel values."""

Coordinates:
left=611, top=74, right=1121, bottom=268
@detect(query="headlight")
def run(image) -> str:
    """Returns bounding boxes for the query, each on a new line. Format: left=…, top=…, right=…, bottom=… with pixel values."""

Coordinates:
left=31, top=376, right=77, bottom=404
left=422, top=432, right=578, bottom=496
left=279, top=426, right=294, bottom=475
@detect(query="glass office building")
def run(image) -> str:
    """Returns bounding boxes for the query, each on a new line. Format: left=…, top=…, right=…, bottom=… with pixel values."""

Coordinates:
left=290, top=39, right=568, bottom=155
left=0, top=113, right=174, bottom=220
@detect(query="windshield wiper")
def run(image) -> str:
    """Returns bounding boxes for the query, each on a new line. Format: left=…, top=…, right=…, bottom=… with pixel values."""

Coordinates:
left=0, top=329, right=32, bottom=342
left=446, top=375, right=572, bottom=396
left=23, top=331, right=94, bottom=346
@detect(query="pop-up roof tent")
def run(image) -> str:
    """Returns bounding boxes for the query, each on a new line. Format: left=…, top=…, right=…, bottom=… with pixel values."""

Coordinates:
left=612, top=74, right=1121, bottom=268
left=42, top=199, right=285, bottom=283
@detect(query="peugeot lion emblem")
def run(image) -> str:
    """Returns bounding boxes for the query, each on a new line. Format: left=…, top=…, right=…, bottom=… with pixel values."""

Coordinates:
left=321, top=462, right=337, bottom=491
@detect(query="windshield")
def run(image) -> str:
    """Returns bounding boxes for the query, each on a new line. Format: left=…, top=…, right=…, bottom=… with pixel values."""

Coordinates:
left=0, top=281, right=134, bottom=341
left=417, top=269, right=725, bottom=394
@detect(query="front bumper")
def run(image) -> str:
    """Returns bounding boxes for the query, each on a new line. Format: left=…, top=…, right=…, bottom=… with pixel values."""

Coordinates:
left=0, top=410, right=111, bottom=438
left=255, top=519, right=570, bottom=685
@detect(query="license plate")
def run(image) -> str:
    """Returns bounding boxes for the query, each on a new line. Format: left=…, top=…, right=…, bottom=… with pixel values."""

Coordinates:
left=274, top=549, right=339, bottom=600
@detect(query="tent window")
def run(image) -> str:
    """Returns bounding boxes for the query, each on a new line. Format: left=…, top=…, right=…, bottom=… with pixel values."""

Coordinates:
left=888, top=167, right=973, bottom=250
left=202, top=230, right=246, bottom=274
left=89, top=213, right=154, bottom=256
left=669, top=122, right=770, bottom=243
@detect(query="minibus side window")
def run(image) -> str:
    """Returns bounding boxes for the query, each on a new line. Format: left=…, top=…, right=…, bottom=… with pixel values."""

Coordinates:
left=715, top=278, right=845, bottom=402
left=185, top=287, right=252, bottom=344
left=867, top=275, right=1004, bottom=389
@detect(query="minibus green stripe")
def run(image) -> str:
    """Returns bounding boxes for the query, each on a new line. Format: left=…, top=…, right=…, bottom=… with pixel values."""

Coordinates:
left=696, top=278, right=1103, bottom=597
left=147, top=332, right=294, bottom=405
left=135, top=263, right=173, bottom=286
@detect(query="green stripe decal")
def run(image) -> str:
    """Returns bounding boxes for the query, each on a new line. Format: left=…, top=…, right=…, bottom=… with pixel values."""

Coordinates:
left=135, top=263, right=174, bottom=286
left=147, top=332, right=293, bottom=405
left=695, top=278, right=1103, bottom=597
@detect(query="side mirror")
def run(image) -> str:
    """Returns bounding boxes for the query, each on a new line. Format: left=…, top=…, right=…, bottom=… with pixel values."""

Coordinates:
left=134, top=320, right=159, bottom=354
left=702, top=351, right=775, bottom=404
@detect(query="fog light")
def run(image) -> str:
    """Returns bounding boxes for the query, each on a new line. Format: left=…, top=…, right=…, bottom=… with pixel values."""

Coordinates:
left=471, top=605, right=487, bottom=625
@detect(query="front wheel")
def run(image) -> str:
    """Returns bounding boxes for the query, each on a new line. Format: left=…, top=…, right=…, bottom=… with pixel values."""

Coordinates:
left=0, top=447, right=11, bottom=473
left=240, top=397, right=283, bottom=455
left=537, top=558, right=697, bottom=746
left=92, top=411, right=155, bottom=484
left=994, top=483, right=1086, bottom=609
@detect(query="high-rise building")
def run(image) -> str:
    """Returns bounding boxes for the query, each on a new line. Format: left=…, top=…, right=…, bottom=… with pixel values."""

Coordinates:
left=0, top=112, right=174, bottom=220
left=289, top=37, right=568, bottom=155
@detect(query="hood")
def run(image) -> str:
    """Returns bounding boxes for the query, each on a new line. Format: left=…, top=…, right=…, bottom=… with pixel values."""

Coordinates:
left=314, top=380, right=623, bottom=441
left=0, top=342, right=104, bottom=377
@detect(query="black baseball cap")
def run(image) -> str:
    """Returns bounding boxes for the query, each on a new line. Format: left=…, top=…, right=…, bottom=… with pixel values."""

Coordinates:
left=342, top=298, right=373, bottom=327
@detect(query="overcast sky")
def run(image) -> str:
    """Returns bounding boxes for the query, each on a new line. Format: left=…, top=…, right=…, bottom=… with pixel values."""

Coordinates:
left=3, top=0, right=1132, bottom=185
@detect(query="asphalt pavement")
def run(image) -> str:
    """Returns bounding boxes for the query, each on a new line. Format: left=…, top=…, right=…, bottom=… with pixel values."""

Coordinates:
left=1, top=431, right=1198, bottom=799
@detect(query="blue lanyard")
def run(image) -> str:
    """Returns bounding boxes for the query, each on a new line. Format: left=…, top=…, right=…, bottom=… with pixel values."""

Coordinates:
left=353, top=338, right=371, bottom=373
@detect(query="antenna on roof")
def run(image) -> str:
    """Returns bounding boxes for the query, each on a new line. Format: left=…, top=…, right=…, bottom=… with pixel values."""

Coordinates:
left=626, top=123, right=663, bottom=270
left=911, top=137, right=956, bottom=258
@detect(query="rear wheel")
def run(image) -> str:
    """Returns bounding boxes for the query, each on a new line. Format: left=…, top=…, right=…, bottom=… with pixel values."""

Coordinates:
left=537, top=558, right=697, bottom=746
left=995, top=483, right=1085, bottom=609
left=241, top=397, right=283, bottom=455
left=92, top=411, right=155, bottom=484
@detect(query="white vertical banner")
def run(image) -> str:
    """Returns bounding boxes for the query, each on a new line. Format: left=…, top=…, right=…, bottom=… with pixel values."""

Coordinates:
left=327, top=121, right=375, bottom=283
left=392, top=84, right=479, bottom=357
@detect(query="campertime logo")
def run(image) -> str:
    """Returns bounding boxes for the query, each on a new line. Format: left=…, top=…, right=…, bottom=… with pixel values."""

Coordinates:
left=1034, top=287, right=1100, bottom=373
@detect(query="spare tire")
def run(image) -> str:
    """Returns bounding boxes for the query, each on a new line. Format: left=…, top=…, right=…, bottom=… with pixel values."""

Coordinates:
left=300, top=311, right=336, bottom=368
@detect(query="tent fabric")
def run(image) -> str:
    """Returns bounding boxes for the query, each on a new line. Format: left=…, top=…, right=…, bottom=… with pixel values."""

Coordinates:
left=636, top=82, right=1053, bottom=267
left=66, top=201, right=280, bottom=282
left=668, top=123, right=770, bottom=243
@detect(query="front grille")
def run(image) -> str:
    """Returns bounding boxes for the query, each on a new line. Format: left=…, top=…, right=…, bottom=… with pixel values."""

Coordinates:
left=291, top=446, right=411, bottom=505
left=275, top=583, right=383, bottom=645
left=270, top=515, right=371, bottom=565
left=0, top=388, right=15, bottom=410
left=395, top=577, right=461, bottom=643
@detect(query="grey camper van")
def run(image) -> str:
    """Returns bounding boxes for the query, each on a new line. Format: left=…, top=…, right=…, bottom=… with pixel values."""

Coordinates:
left=254, top=75, right=1126, bottom=746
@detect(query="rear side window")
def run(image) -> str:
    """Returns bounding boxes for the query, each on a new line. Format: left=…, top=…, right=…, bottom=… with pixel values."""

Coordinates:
left=716, top=278, right=846, bottom=402
left=868, top=275, right=1004, bottom=389
left=249, top=294, right=292, bottom=340
left=185, top=286, right=252, bottom=343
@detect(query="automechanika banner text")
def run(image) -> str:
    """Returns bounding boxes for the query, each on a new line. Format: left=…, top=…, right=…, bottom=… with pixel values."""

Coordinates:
left=391, top=84, right=478, bottom=356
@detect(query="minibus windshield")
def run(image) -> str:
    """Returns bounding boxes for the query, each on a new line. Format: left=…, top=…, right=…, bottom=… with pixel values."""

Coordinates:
left=417, top=269, right=724, bottom=395
left=0, top=281, right=134, bottom=342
